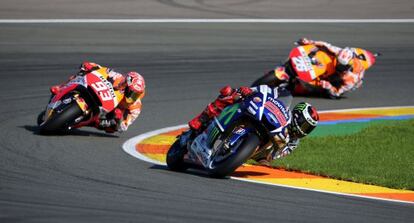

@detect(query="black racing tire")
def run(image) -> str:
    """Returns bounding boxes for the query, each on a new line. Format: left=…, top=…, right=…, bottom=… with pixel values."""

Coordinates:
left=39, top=102, right=83, bottom=134
left=251, top=72, right=278, bottom=87
left=37, top=110, right=46, bottom=126
left=209, top=133, right=260, bottom=178
left=166, top=139, right=189, bottom=172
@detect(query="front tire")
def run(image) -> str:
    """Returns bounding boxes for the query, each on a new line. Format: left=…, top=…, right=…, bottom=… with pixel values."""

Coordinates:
left=37, top=110, right=46, bottom=126
left=209, top=133, right=260, bottom=178
left=39, top=102, right=83, bottom=134
left=166, top=139, right=189, bottom=172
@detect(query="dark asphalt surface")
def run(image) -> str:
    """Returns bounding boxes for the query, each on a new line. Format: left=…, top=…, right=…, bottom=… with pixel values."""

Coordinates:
left=1, top=22, right=414, bottom=222
left=1, top=0, right=414, bottom=19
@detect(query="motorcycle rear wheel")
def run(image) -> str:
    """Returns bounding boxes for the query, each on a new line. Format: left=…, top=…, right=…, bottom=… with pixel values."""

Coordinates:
left=251, top=72, right=279, bottom=87
left=39, top=102, right=83, bottom=134
left=209, top=133, right=260, bottom=178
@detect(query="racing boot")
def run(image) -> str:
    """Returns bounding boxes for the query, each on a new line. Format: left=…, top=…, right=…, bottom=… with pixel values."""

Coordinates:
left=79, top=62, right=101, bottom=75
left=188, top=85, right=237, bottom=131
left=188, top=112, right=211, bottom=133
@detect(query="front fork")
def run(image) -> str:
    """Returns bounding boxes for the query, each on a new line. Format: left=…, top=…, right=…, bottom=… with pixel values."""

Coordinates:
left=73, top=94, right=89, bottom=114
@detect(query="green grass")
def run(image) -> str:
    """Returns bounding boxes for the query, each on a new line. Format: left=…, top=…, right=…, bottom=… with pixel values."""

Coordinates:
left=272, top=119, right=414, bottom=190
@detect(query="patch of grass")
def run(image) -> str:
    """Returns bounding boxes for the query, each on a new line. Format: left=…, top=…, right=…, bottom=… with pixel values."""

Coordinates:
left=272, top=119, right=414, bottom=190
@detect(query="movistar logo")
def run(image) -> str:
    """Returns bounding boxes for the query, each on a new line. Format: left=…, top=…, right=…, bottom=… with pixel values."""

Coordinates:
left=267, top=97, right=289, bottom=118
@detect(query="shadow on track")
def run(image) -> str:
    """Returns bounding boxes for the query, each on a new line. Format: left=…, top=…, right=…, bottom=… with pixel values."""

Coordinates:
left=150, top=164, right=237, bottom=179
left=231, top=170, right=270, bottom=177
left=21, top=125, right=119, bottom=138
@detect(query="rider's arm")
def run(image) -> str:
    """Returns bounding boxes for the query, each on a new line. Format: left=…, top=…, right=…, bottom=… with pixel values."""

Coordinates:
left=118, top=94, right=144, bottom=131
left=319, top=69, right=365, bottom=97
left=298, top=38, right=342, bottom=55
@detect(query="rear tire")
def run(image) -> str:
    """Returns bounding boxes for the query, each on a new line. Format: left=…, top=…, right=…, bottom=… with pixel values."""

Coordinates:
left=166, top=139, right=189, bottom=172
left=39, top=102, right=83, bottom=134
left=209, top=133, right=260, bottom=178
left=251, top=72, right=279, bottom=87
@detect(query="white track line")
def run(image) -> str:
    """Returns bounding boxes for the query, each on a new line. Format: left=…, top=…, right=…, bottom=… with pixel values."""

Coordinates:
left=122, top=106, right=414, bottom=205
left=1, top=19, right=414, bottom=23
left=123, top=124, right=188, bottom=166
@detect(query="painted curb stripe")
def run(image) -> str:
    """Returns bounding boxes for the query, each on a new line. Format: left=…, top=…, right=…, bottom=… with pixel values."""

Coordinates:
left=123, top=106, right=414, bottom=204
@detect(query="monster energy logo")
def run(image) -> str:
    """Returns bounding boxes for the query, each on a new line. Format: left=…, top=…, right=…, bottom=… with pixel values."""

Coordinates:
left=218, top=104, right=240, bottom=125
left=294, top=103, right=307, bottom=112
left=207, top=126, right=220, bottom=147
left=206, top=104, right=241, bottom=146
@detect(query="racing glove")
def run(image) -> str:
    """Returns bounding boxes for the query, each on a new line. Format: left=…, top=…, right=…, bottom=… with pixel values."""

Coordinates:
left=274, top=147, right=293, bottom=159
left=98, top=119, right=118, bottom=133
left=273, top=139, right=299, bottom=159
left=118, top=122, right=128, bottom=132
left=238, top=86, right=253, bottom=97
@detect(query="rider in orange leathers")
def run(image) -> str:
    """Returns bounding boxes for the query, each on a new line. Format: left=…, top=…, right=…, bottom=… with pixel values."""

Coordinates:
left=258, top=38, right=372, bottom=98
left=50, top=62, right=145, bottom=133
left=298, top=38, right=367, bottom=97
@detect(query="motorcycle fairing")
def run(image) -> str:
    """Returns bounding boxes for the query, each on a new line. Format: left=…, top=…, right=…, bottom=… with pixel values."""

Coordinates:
left=86, top=70, right=119, bottom=112
left=190, top=132, right=212, bottom=167
left=228, top=127, right=250, bottom=147
left=354, top=48, right=377, bottom=70
left=289, top=45, right=336, bottom=82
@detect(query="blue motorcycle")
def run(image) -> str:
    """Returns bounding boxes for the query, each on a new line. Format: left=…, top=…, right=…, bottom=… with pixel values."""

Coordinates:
left=167, top=85, right=292, bottom=178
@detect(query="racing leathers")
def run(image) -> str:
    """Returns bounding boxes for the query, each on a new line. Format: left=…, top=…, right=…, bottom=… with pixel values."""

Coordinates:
left=50, top=62, right=145, bottom=133
left=186, top=86, right=299, bottom=165
left=257, top=39, right=367, bottom=98
left=188, top=85, right=253, bottom=132
left=297, top=38, right=366, bottom=98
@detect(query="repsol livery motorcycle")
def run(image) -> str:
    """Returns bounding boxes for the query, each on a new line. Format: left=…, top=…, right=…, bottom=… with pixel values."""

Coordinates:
left=37, top=68, right=124, bottom=134
left=167, top=85, right=291, bottom=178
left=252, top=43, right=379, bottom=96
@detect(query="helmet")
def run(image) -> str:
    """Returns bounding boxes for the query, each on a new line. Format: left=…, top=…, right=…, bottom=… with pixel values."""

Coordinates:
left=337, top=47, right=354, bottom=65
left=290, top=102, right=319, bottom=138
left=125, top=72, right=145, bottom=103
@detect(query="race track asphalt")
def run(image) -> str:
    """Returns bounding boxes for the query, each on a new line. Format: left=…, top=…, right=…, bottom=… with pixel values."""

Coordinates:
left=0, top=22, right=414, bottom=222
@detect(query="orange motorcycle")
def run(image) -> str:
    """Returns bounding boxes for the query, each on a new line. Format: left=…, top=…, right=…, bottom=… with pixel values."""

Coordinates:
left=252, top=43, right=379, bottom=97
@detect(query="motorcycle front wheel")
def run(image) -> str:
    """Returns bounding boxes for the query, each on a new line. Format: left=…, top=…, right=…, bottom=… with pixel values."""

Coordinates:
left=166, top=139, right=189, bottom=172
left=38, top=102, right=83, bottom=134
left=209, top=133, right=260, bottom=178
